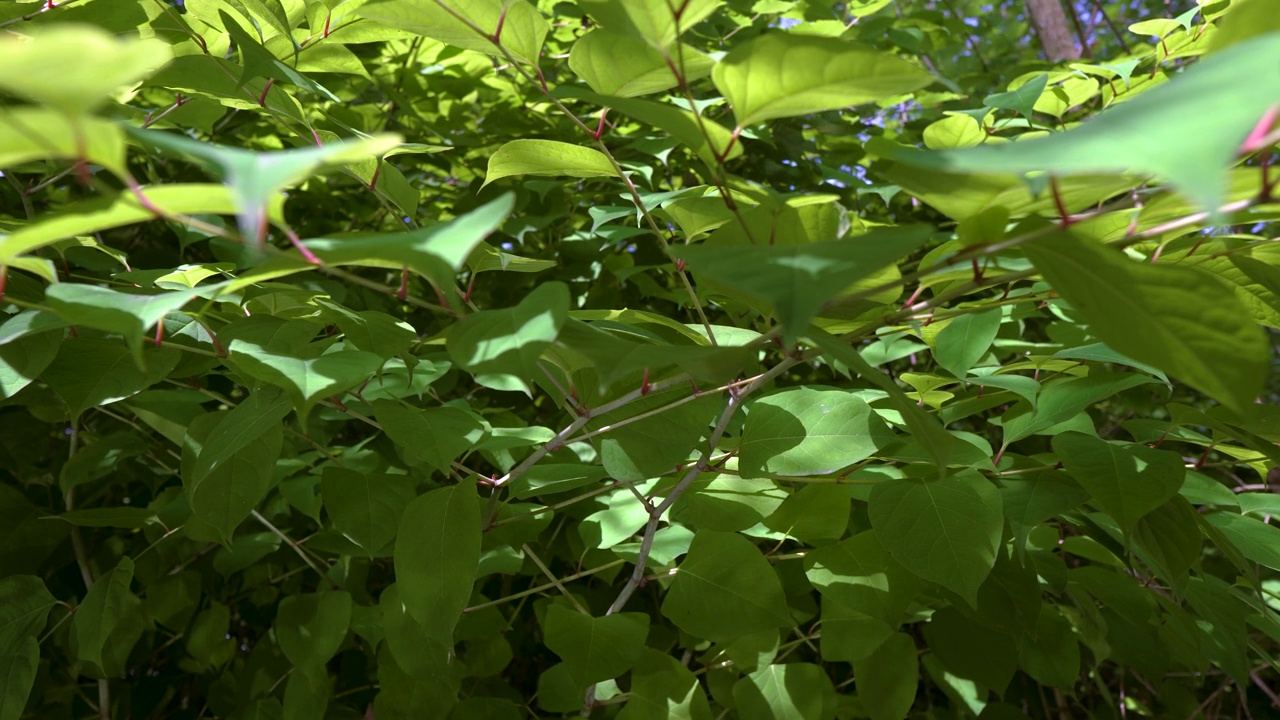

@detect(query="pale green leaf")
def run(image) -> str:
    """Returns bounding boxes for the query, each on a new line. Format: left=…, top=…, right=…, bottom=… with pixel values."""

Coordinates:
left=0, top=185, right=241, bottom=263
left=482, top=140, right=616, bottom=188
left=739, top=386, right=895, bottom=478
left=570, top=30, right=713, bottom=98
left=1024, top=230, right=1268, bottom=413
left=127, top=127, right=402, bottom=245
left=578, top=0, right=721, bottom=49
left=0, top=26, right=171, bottom=113
left=712, top=34, right=934, bottom=127
left=0, top=109, right=127, bottom=177
left=887, top=33, right=1280, bottom=214
left=358, top=0, right=548, bottom=65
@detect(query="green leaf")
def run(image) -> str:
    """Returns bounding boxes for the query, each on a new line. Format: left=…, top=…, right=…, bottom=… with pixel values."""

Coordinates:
left=447, top=281, right=570, bottom=391
left=732, top=663, right=837, bottom=720
left=661, top=530, right=791, bottom=642
left=578, top=0, right=721, bottom=49
left=321, top=468, right=416, bottom=557
left=44, top=284, right=199, bottom=367
left=298, top=194, right=515, bottom=294
left=853, top=632, right=918, bottom=720
left=395, top=478, right=480, bottom=636
left=0, top=574, right=56, bottom=709
left=0, top=185, right=240, bottom=264
left=228, top=342, right=382, bottom=424
left=820, top=597, right=895, bottom=664
left=191, top=386, right=292, bottom=484
left=616, top=649, right=713, bottom=720
left=869, top=470, right=1003, bottom=606
left=923, top=606, right=1016, bottom=696
left=54, top=508, right=160, bottom=529
left=482, top=140, right=617, bottom=189
left=227, top=0, right=295, bottom=43
left=886, top=33, right=1280, bottom=214
left=804, top=531, right=919, bottom=626
left=127, top=126, right=401, bottom=245
left=1210, top=0, right=1280, bottom=52
left=712, top=34, right=933, bottom=127
left=933, top=309, right=1001, bottom=377
left=372, top=400, right=485, bottom=473
left=982, top=74, right=1047, bottom=120
left=276, top=591, right=353, bottom=669
left=763, top=484, right=849, bottom=542
left=595, top=391, right=716, bottom=483
left=1132, top=497, right=1202, bottom=585
left=672, top=226, right=932, bottom=342
left=1023, top=230, right=1268, bottom=414
left=0, top=637, right=38, bottom=720
left=808, top=329, right=956, bottom=472
left=0, top=327, right=60, bottom=401
left=1018, top=606, right=1081, bottom=690
left=315, top=299, right=416, bottom=359
left=1054, top=431, right=1185, bottom=536
left=1000, top=372, right=1156, bottom=446
left=184, top=411, right=285, bottom=544
left=1206, top=511, right=1280, bottom=571
left=0, top=109, right=128, bottom=178
left=220, top=10, right=338, bottom=101
left=72, top=556, right=139, bottom=675
left=541, top=605, right=649, bottom=685
left=358, top=0, right=548, bottom=66
left=0, top=576, right=56, bottom=644
left=739, top=386, right=895, bottom=478
left=556, top=88, right=743, bottom=165
left=570, top=31, right=712, bottom=97
left=184, top=601, right=234, bottom=670
left=0, top=26, right=171, bottom=113
left=40, top=340, right=180, bottom=422
left=284, top=666, right=330, bottom=720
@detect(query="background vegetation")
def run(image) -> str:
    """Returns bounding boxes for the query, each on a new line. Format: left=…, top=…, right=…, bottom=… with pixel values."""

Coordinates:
left=2, top=0, right=1280, bottom=718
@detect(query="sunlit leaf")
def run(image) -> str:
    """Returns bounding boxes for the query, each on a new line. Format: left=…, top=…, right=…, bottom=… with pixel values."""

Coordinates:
left=712, top=34, right=934, bottom=127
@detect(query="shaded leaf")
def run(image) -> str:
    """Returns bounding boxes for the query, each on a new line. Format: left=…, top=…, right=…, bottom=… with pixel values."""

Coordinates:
left=542, top=606, right=649, bottom=685
left=661, top=530, right=791, bottom=642
left=869, top=470, right=1002, bottom=606
left=395, top=479, right=480, bottom=637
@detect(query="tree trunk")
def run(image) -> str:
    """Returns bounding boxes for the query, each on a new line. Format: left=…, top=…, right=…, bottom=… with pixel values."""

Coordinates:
left=1025, top=0, right=1082, bottom=61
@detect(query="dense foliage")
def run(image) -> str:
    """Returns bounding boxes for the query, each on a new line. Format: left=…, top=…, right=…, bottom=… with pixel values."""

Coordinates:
left=3, top=0, right=1280, bottom=718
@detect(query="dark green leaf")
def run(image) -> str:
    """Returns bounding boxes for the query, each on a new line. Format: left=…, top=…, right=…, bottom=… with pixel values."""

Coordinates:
left=541, top=605, right=649, bottom=685
left=661, top=530, right=791, bottom=642
left=395, top=479, right=480, bottom=636
left=869, top=470, right=1003, bottom=606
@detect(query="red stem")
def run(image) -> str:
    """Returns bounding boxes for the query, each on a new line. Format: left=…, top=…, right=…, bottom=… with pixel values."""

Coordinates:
left=257, top=78, right=275, bottom=107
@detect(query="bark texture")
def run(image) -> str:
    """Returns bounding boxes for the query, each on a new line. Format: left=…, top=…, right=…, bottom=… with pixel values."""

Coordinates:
left=1025, top=0, right=1082, bottom=61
